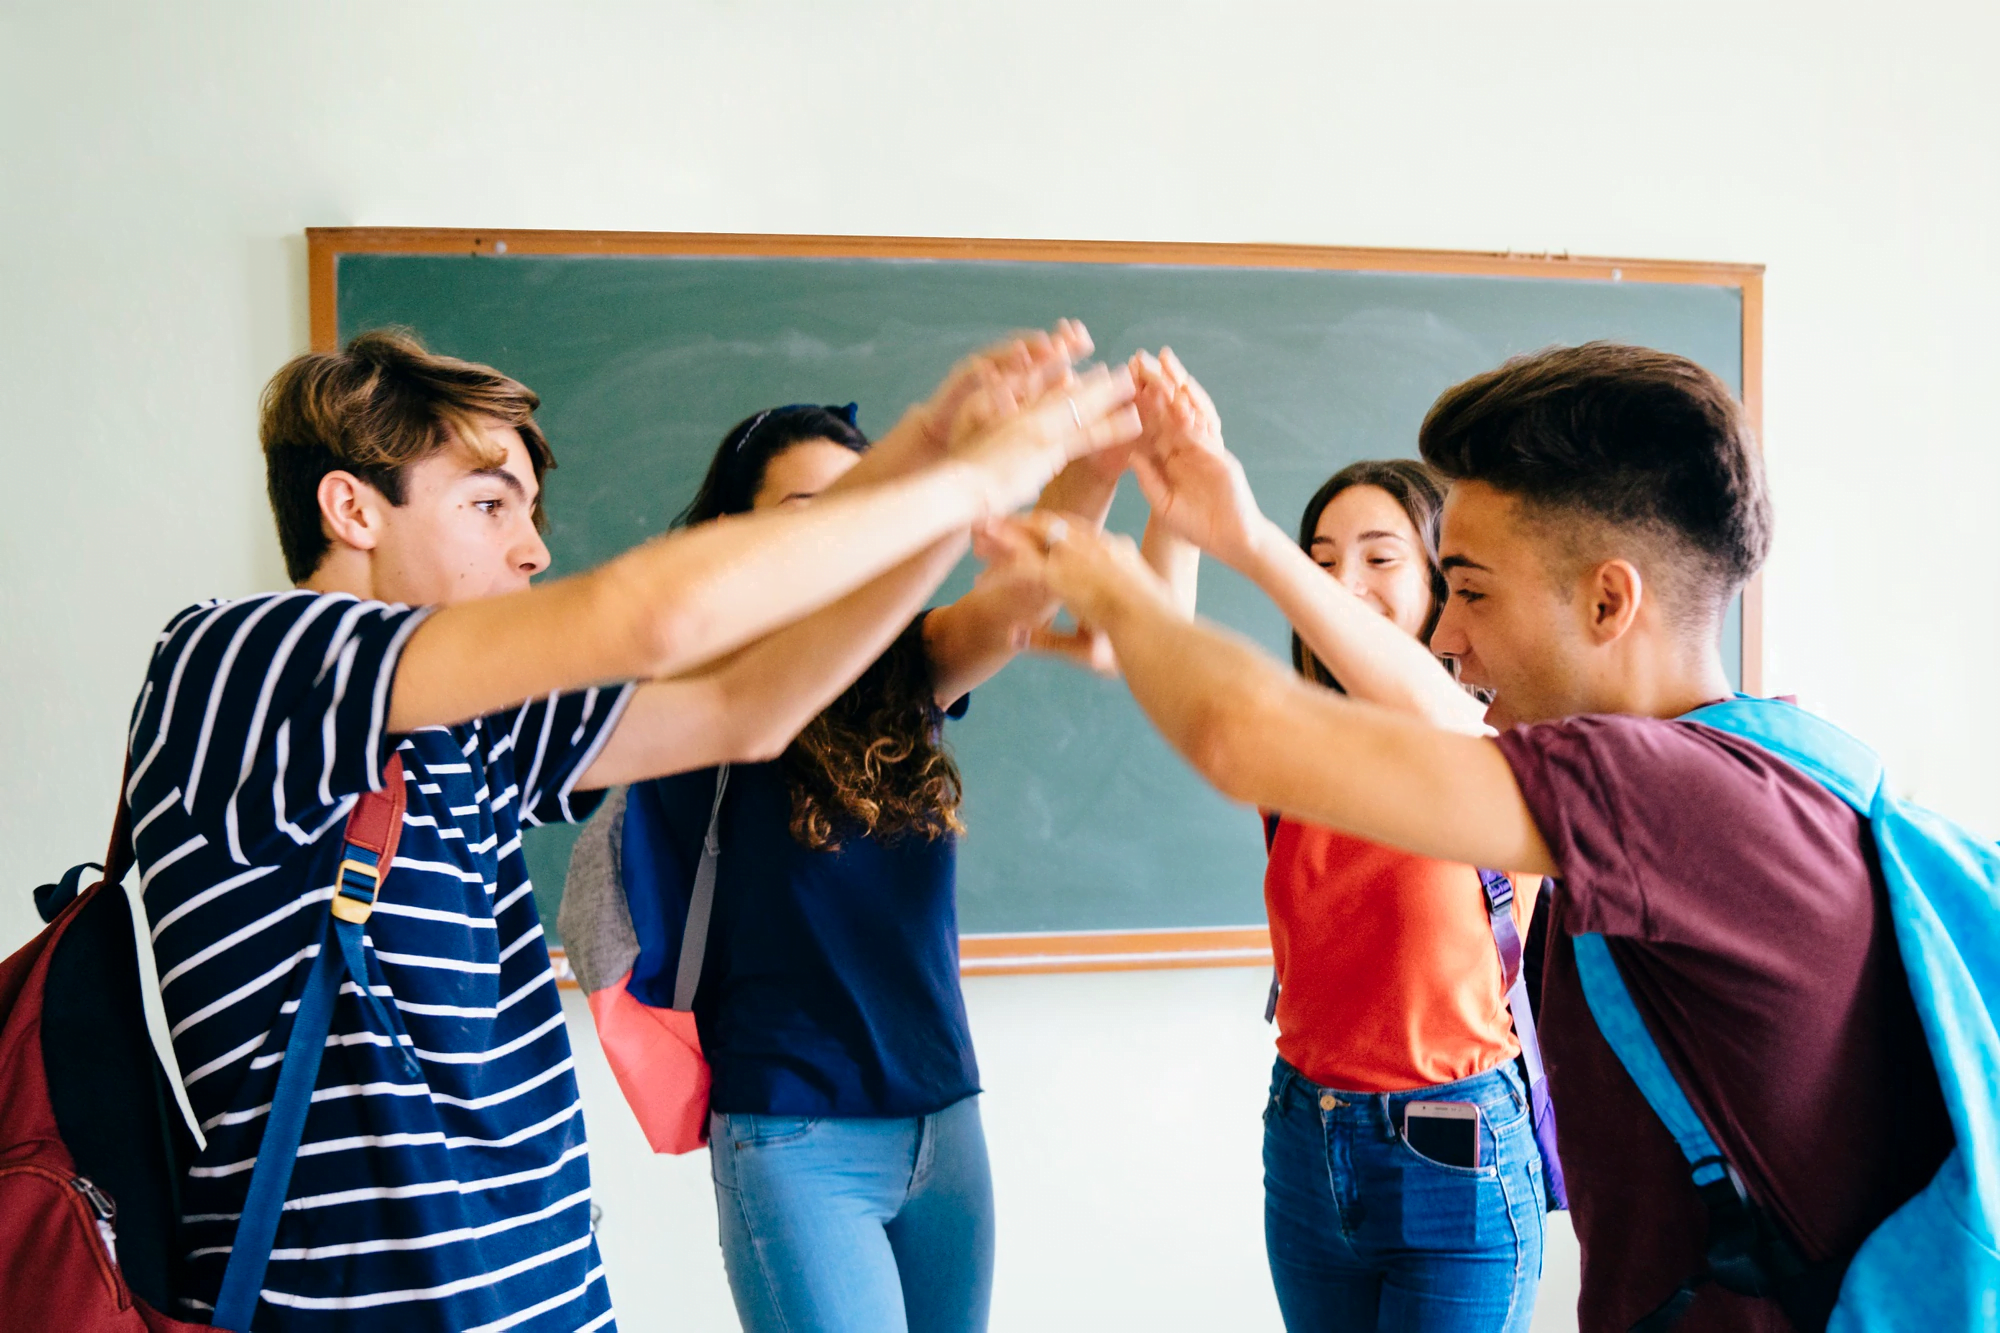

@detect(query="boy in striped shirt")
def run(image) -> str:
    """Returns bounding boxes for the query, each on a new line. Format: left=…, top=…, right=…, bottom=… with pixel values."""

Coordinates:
left=127, top=326, right=1135, bottom=1329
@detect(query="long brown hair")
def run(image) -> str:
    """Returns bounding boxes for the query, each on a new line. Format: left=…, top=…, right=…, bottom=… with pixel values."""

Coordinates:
left=684, top=404, right=965, bottom=851
left=1290, top=458, right=1449, bottom=690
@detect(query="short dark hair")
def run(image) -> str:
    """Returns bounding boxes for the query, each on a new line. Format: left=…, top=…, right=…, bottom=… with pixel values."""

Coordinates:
left=1418, top=342, right=1770, bottom=623
left=260, top=328, right=555, bottom=582
left=1291, top=458, right=1449, bottom=688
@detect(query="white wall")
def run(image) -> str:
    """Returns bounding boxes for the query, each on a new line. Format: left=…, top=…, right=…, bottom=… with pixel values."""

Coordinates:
left=5, top=2, right=1996, bottom=1328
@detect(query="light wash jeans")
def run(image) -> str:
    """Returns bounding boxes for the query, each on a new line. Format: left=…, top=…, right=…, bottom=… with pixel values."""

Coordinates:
left=1263, top=1059, right=1546, bottom=1332
left=710, top=1096, right=994, bottom=1333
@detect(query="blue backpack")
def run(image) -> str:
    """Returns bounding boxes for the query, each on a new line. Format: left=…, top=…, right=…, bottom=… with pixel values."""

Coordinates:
left=1572, top=696, right=2000, bottom=1331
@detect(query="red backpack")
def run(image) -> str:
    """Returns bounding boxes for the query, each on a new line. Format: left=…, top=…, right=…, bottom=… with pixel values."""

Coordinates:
left=0, top=762, right=404, bottom=1330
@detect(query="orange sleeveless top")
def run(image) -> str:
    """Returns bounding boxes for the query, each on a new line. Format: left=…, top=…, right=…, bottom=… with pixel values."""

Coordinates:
left=1264, top=816, right=1538, bottom=1093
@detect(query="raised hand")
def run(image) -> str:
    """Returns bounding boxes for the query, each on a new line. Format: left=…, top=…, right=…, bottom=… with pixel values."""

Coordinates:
left=1131, top=346, right=1226, bottom=457
left=949, top=364, right=1142, bottom=517
left=1130, top=422, right=1267, bottom=567
left=975, top=512, right=1177, bottom=641
left=896, top=320, right=1094, bottom=458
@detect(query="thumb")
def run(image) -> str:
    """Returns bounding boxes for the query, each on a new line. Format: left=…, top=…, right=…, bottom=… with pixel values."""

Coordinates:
left=1028, top=626, right=1120, bottom=678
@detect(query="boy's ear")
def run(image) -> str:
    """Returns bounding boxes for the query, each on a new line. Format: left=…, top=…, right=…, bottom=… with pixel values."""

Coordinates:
left=318, top=470, right=387, bottom=554
left=1583, top=558, right=1644, bottom=645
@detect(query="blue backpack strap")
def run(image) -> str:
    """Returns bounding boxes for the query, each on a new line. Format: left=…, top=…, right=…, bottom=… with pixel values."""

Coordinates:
left=211, top=755, right=410, bottom=1332
left=1575, top=927, right=1831, bottom=1330
left=1482, top=869, right=1567, bottom=1210
left=1682, top=695, right=2000, bottom=1331
left=1574, top=932, right=1786, bottom=1329
left=1573, top=933, right=1731, bottom=1187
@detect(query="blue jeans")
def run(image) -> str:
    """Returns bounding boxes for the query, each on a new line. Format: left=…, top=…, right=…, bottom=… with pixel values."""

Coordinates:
left=1263, top=1059, right=1545, bottom=1332
left=710, top=1096, right=995, bottom=1333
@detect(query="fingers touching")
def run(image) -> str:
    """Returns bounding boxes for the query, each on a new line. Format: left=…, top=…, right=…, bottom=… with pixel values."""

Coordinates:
left=932, top=320, right=1096, bottom=449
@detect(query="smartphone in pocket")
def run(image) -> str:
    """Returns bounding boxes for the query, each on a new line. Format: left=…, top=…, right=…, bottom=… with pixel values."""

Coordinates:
left=1402, top=1100, right=1482, bottom=1168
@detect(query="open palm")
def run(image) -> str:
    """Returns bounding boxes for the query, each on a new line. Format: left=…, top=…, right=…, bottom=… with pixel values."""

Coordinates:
left=1135, top=442, right=1262, bottom=562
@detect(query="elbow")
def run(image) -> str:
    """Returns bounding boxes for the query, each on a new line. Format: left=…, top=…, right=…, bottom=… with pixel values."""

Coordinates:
left=599, top=561, right=716, bottom=682
left=728, top=723, right=794, bottom=766
left=708, top=675, right=804, bottom=766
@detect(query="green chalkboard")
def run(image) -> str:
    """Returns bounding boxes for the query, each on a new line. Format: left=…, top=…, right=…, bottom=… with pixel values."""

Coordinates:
left=333, top=246, right=1746, bottom=942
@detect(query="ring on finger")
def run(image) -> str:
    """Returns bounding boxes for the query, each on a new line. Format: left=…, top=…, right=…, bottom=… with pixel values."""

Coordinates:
left=1067, top=397, right=1082, bottom=431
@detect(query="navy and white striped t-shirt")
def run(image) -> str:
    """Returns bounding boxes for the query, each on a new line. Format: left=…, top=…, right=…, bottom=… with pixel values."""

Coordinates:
left=124, top=590, right=632, bottom=1332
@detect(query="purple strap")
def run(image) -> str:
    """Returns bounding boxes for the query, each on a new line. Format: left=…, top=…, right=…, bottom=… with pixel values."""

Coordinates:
left=1480, top=868, right=1568, bottom=1210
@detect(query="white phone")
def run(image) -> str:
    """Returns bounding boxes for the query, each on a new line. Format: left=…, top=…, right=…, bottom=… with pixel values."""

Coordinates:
left=1403, top=1100, right=1482, bottom=1168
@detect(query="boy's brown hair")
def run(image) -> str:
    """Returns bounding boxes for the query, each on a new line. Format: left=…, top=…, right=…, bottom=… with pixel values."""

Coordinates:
left=260, top=329, right=555, bottom=582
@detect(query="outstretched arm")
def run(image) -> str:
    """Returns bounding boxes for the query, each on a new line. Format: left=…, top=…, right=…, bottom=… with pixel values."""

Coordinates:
left=577, top=535, right=968, bottom=786
left=388, top=359, right=1140, bottom=734
left=922, top=348, right=1227, bottom=699
left=921, top=447, right=1134, bottom=704
left=1127, top=348, right=1484, bottom=733
left=988, top=517, right=1555, bottom=875
left=580, top=324, right=1100, bottom=785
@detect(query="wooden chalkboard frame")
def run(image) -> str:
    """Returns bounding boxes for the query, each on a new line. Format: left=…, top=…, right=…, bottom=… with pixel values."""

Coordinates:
left=306, top=227, right=1765, bottom=977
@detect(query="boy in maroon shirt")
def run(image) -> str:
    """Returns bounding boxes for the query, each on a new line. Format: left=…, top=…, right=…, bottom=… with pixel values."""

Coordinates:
left=997, top=343, right=1952, bottom=1331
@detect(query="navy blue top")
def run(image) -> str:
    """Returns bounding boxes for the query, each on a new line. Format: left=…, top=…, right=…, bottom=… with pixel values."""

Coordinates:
left=626, top=626, right=978, bottom=1119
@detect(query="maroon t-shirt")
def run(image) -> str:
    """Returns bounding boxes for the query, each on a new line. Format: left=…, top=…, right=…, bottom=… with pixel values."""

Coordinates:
left=1496, top=714, right=1951, bottom=1333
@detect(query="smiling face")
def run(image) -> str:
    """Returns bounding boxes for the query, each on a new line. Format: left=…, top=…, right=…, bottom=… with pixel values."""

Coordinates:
left=353, top=421, right=552, bottom=607
left=749, top=438, right=863, bottom=512
left=1429, top=480, right=1596, bottom=728
left=1309, top=483, right=1437, bottom=641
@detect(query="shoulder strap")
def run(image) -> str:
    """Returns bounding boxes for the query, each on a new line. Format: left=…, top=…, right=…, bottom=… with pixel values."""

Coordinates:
left=1481, top=869, right=1566, bottom=1209
left=1573, top=930, right=1825, bottom=1329
left=671, top=765, right=730, bottom=1012
left=211, top=756, right=408, bottom=1332
left=1573, top=932, right=1731, bottom=1186
left=85, top=758, right=213, bottom=1155
left=1683, top=697, right=1882, bottom=815
left=1262, top=811, right=1282, bottom=1023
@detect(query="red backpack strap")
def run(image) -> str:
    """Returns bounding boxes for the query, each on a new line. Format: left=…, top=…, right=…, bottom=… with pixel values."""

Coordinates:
left=331, top=754, right=407, bottom=924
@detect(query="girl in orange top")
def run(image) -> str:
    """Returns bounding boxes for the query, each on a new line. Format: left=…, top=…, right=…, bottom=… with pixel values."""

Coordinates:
left=1266, top=464, right=1546, bottom=1331
left=1267, top=461, right=1538, bottom=1094
left=1123, top=354, right=1549, bottom=1333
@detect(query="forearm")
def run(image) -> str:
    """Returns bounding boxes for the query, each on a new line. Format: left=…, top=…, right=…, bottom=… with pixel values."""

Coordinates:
left=1232, top=518, right=1487, bottom=733
left=921, top=460, right=1124, bottom=702
left=1097, top=591, right=1553, bottom=874
left=707, top=535, right=964, bottom=755
left=1037, top=459, right=1121, bottom=529
left=579, top=534, right=965, bottom=786
left=922, top=581, right=1033, bottom=706
left=1141, top=517, right=1199, bottom=618
left=389, top=460, right=995, bottom=731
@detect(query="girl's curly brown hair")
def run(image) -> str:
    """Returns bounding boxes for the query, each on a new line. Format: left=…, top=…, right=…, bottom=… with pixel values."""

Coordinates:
left=680, top=403, right=965, bottom=851
left=780, top=617, right=965, bottom=851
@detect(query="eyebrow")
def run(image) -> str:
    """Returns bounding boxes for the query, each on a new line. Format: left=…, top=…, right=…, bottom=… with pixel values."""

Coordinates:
left=1439, top=554, right=1491, bottom=573
left=469, top=466, right=532, bottom=502
left=1310, top=530, right=1409, bottom=547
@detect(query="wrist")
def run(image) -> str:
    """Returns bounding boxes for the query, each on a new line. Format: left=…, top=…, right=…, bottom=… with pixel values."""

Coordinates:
left=1228, top=514, right=1288, bottom=573
left=862, top=408, right=944, bottom=481
left=931, top=456, right=997, bottom=526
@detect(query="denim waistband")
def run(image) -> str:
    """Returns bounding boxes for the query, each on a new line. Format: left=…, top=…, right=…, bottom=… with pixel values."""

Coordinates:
left=1269, top=1057, right=1525, bottom=1133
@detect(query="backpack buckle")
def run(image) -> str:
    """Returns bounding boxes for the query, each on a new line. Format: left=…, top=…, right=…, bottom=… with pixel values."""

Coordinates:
left=332, top=852, right=381, bottom=924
